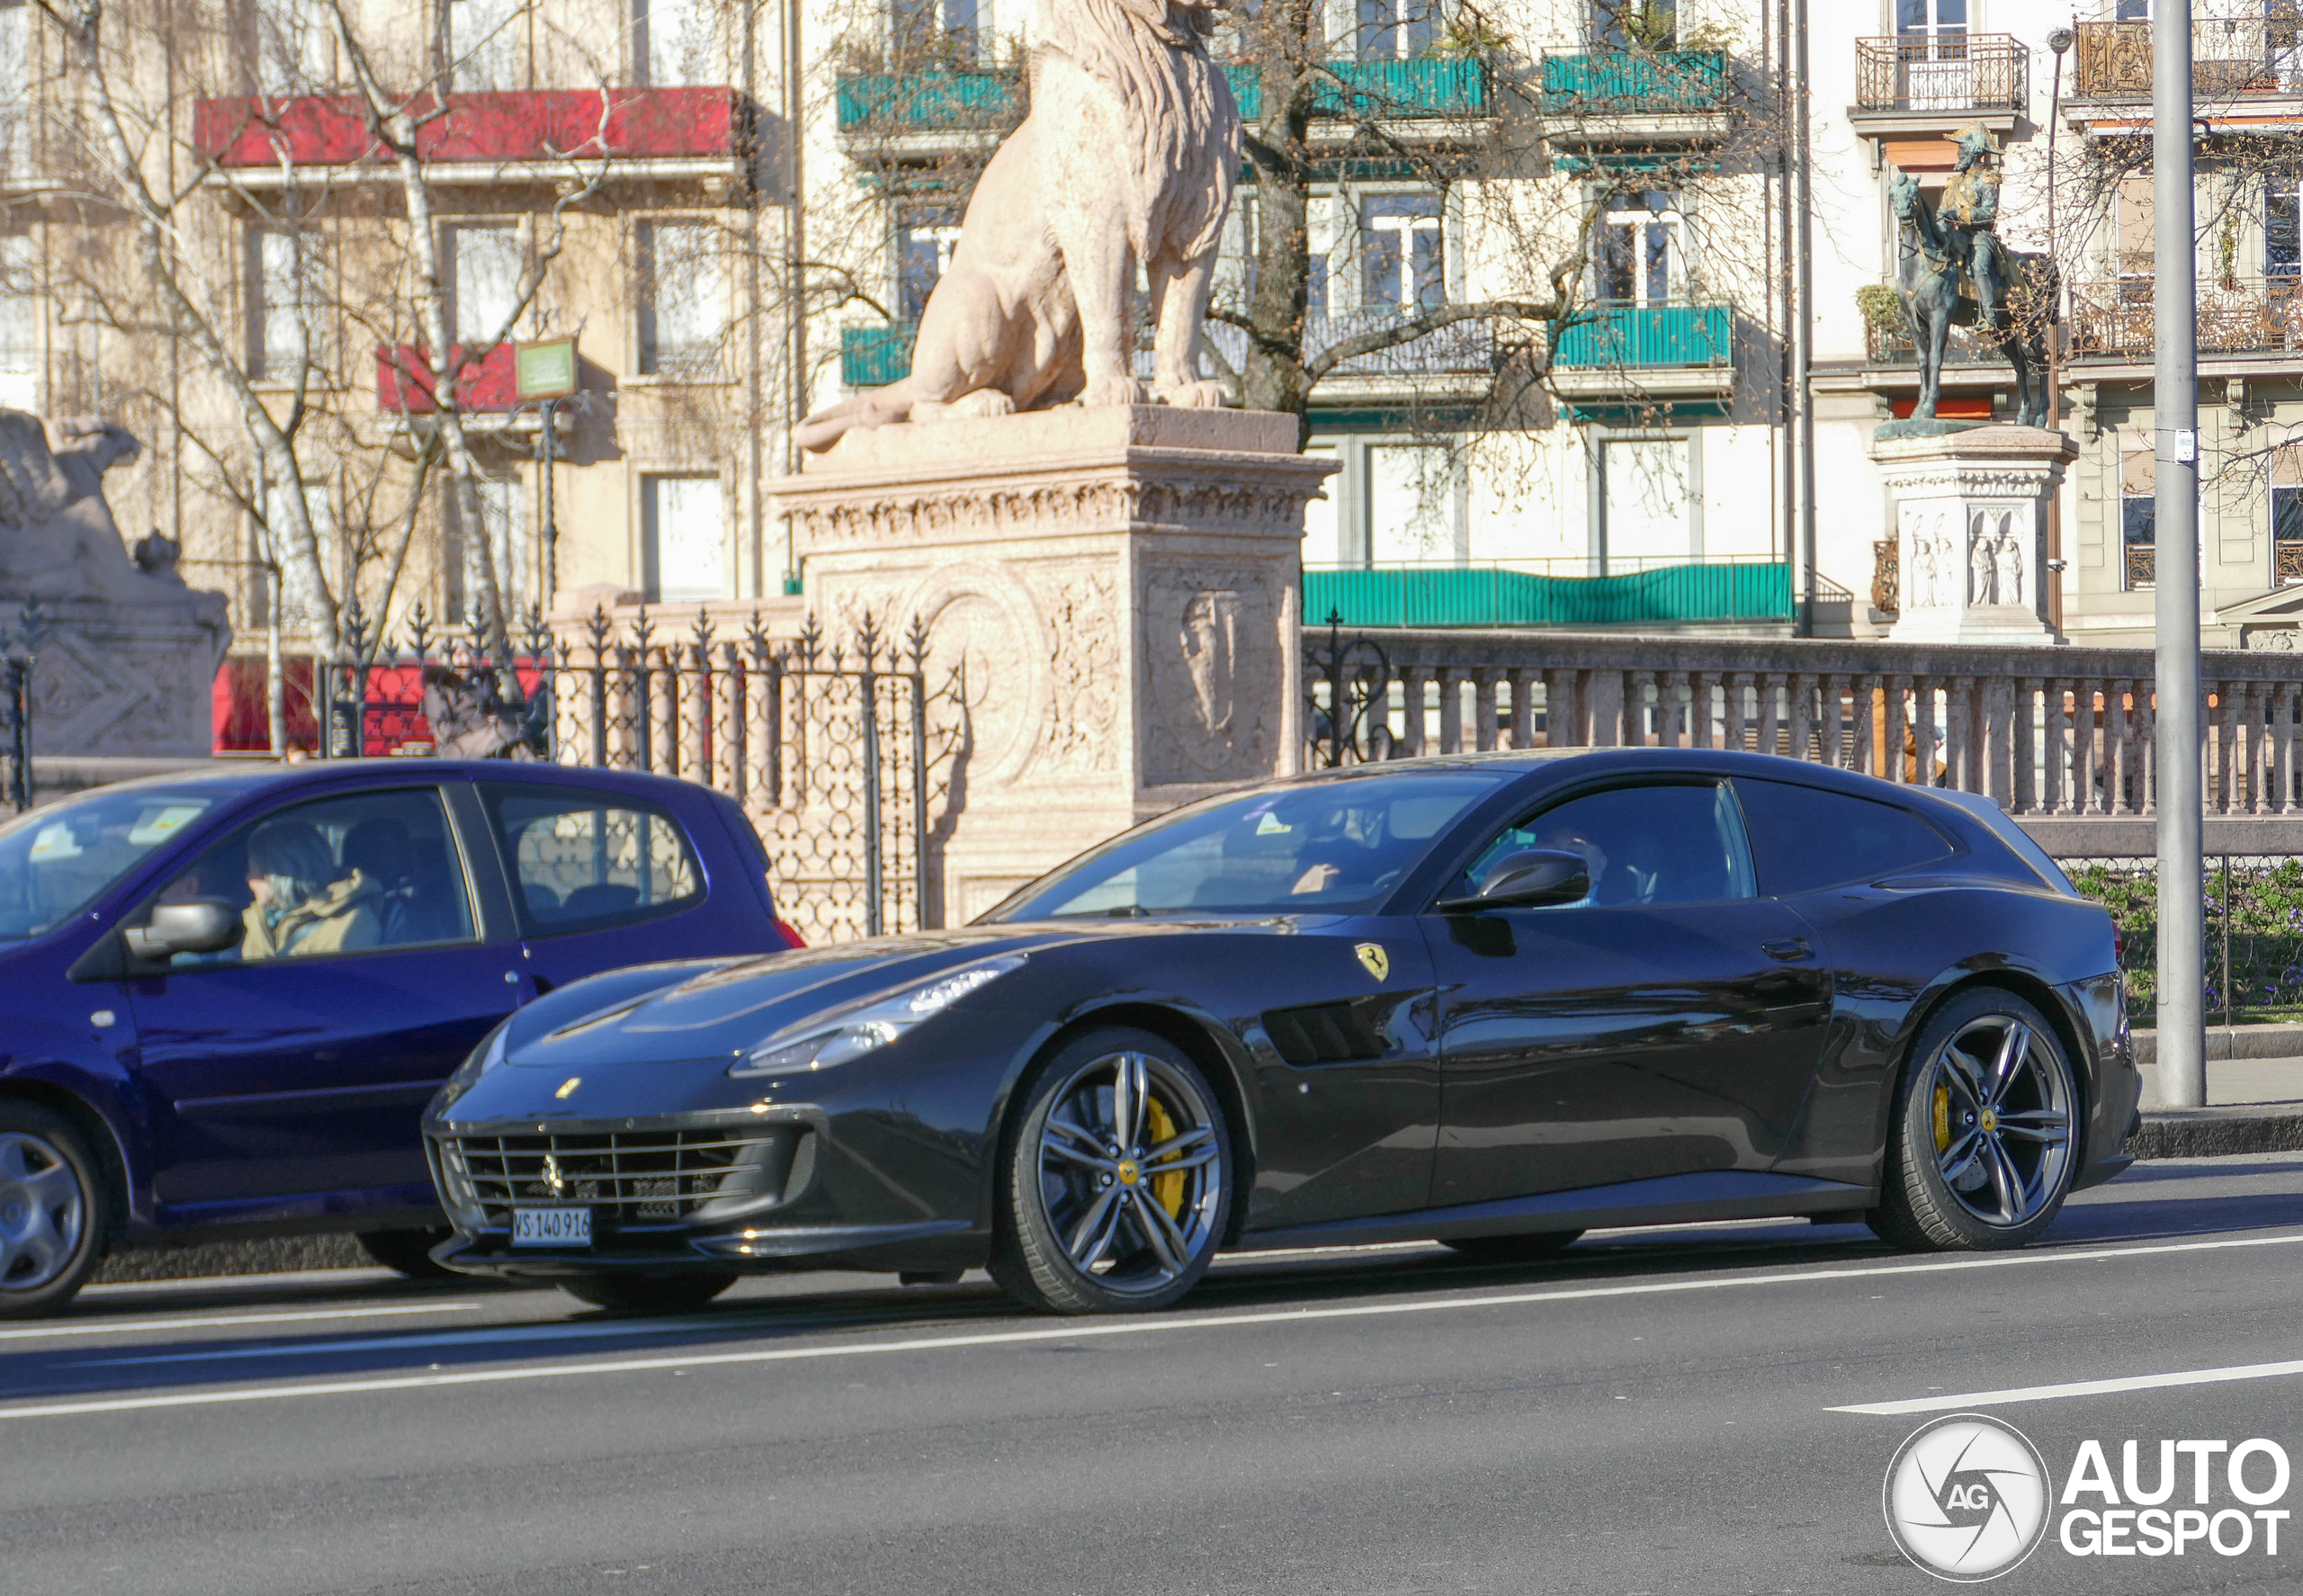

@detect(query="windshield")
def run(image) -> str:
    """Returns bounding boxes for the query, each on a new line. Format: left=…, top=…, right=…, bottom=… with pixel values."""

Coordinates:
left=986, top=770, right=1508, bottom=921
left=0, top=789, right=220, bottom=942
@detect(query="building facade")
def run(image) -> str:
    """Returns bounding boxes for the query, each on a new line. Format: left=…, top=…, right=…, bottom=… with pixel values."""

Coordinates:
left=4, top=0, right=2300, bottom=754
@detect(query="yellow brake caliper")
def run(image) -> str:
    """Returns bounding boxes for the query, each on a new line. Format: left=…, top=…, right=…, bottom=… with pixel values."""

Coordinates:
left=1933, top=1080, right=1952, bottom=1154
left=1145, top=1098, right=1186, bottom=1218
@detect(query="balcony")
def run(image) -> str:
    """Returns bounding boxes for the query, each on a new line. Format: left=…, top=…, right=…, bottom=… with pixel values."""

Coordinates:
left=840, top=309, right=1497, bottom=392
left=192, top=87, right=748, bottom=188
left=2074, top=18, right=2303, bottom=103
left=1553, top=301, right=1730, bottom=369
left=1851, top=35, right=2027, bottom=135
left=374, top=343, right=519, bottom=413
left=2067, top=277, right=2303, bottom=362
left=1539, top=49, right=1730, bottom=151
left=1304, top=556, right=1795, bottom=631
left=835, top=57, right=1492, bottom=153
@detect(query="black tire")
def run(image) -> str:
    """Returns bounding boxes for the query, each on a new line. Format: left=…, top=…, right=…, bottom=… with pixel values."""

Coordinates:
left=1440, top=1229, right=1584, bottom=1264
left=0, top=1100, right=110, bottom=1320
left=357, top=1227, right=457, bottom=1280
left=1868, top=988, right=2081, bottom=1252
left=559, top=1271, right=738, bottom=1314
left=990, top=1027, right=1233, bottom=1315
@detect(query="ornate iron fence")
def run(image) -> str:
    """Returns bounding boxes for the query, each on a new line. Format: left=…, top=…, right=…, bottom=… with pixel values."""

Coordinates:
left=1, top=601, right=46, bottom=815
left=310, top=605, right=963, bottom=942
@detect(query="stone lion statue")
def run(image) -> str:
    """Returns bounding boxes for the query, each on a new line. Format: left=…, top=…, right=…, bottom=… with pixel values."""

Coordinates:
left=797, top=0, right=1240, bottom=452
left=0, top=409, right=184, bottom=604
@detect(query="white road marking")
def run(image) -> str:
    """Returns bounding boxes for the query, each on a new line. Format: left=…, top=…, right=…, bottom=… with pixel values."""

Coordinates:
left=0, top=1302, right=481, bottom=1343
left=4, top=1229, right=2299, bottom=1421
left=79, top=1268, right=403, bottom=1297
left=85, top=1312, right=745, bottom=1367
left=1831, top=1358, right=2303, bottom=1416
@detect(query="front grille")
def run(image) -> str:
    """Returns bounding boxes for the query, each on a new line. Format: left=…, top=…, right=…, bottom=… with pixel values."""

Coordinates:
left=438, top=1125, right=789, bottom=1221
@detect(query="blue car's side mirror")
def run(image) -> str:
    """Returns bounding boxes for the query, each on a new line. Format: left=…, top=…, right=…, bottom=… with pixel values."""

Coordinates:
left=124, top=899, right=241, bottom=960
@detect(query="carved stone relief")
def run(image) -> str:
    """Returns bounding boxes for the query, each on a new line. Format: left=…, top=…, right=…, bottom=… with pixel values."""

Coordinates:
left=1142, top=560, right=1283, bottom=784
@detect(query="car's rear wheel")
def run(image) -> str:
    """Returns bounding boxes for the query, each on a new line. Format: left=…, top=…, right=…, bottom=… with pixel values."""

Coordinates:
left=1440, top=1229, right=1584, bottom=1264
left=357, top=1227, right=457, bottom=1280
left=0, top=1102, right=108, bottom=1319
left=991, top=1027, right=1232, bottom=1315
left=1869, top=989, right=2079, bottom=1252
left=560, top=1271, right=738, bottom=1314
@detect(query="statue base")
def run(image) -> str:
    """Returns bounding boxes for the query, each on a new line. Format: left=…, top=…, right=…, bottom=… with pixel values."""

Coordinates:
left=1871, top=424, right=2074, bottom=646
left=1873, top=417, right=1994, bottom=443
left=773, top=405, right=1336, bottom=925
left=10, top=592, right=232, bottom=758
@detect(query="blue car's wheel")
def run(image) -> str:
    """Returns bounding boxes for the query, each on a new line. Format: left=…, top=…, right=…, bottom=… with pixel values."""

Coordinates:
left=993, top=1027, right=1232, bottom=1315
left=0, top=1102, right=106, bottom=1319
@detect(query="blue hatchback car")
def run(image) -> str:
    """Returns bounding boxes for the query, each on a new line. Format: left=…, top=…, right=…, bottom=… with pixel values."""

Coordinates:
left=0, top=760, right=799, bottom=1315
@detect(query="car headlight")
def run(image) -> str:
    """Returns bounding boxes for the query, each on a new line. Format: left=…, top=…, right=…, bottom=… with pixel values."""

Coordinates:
left=730, top=956, right=1024, bottom=1079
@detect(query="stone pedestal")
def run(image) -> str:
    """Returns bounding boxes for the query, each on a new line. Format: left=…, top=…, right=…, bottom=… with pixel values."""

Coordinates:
left=772, top=406, right=1335, bottom=925
left=13, top=594, right=233, bottom=758
left=1872, top=424, right=2075, bottom=645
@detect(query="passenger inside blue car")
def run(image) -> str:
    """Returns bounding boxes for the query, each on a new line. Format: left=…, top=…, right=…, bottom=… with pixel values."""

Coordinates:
left=241, top=819, right=382, bottom=959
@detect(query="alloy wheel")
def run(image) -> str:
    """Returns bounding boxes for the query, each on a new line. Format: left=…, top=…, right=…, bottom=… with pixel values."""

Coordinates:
left=0, top=1130, right=88, bottom=1294
left=1033, top=1050, right=1223, bottom=1296
left=1925, top=1015, right=2074, bottom=1228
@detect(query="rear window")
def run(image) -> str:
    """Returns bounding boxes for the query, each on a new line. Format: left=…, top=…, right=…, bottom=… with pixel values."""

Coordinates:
left=1733, top=778, right=1955, bottom=897
left=480, top=785, right=703, bottom=937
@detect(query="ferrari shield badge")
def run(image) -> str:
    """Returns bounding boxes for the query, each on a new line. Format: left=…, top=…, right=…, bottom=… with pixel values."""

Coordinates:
left=1355, top=942, right=1389, bottom=982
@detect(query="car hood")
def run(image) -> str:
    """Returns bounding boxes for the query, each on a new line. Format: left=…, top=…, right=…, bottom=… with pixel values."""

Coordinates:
left=501, top=917, right=1314, bottom=1070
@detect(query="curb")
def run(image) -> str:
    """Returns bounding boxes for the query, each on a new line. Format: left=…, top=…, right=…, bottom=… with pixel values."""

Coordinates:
left=2130, top=1026, right=2303, bottom=1065
left=2130, top=1110, right=2303, bottom=1161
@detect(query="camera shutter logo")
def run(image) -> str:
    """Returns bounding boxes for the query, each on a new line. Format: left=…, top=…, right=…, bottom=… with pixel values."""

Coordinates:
left=1883, top=1413, right=2053, bottom=1582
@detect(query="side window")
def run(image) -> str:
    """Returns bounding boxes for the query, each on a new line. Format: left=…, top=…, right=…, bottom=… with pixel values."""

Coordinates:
left=1460, top=782, right=1755, bottom=908
left=1734, top=779, right=1954, bottom=896
left=482, top=785, right=703, bottom=936
left=154, top=787, right=475, bottom=964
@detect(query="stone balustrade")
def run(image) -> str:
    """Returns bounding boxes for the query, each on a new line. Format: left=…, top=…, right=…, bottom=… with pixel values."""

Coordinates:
left=1304, top=626, right=2303, bottom=830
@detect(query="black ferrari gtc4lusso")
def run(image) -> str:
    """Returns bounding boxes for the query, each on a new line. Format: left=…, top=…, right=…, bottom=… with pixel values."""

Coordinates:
left=423, top=748, right=2137, bottom=1314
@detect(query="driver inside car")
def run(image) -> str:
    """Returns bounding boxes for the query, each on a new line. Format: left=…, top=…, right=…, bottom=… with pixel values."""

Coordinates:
left=241, top=820, right=383, bottom=960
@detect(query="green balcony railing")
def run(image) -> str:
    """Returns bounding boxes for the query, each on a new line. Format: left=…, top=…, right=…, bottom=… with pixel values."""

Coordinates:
left=1539, top=48, right=1730, bottom=114
left=835, top=69, right=1021, bottom=132
left=841, top=323, right=917, bottom=389
left=1305, top=560, right=1795, bottom=630
left=838, top=58, right=1489, bottom=133
left=1553, top=301, right=1732, bottom=369
left=1223, top=57, right=1492, bottom=120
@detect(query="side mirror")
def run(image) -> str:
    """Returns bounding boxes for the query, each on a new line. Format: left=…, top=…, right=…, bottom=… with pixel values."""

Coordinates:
left=124, top=898, right=242, bottom=960
left=1438, top=848, right=1591, bottom=913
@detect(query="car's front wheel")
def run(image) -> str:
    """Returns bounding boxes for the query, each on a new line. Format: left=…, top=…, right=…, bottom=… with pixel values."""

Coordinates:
left=560, top=1271, right=738, bottom=1314
left=992, top=1027, right=1232, bottom=1314
left=0, top=1102, right=108, bottom=1319
left=1869, top=989, right=2079, bottom=1252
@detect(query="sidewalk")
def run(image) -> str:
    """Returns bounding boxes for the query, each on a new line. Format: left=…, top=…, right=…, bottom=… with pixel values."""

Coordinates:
left=2128, top=1054, right=2303, bottom=1160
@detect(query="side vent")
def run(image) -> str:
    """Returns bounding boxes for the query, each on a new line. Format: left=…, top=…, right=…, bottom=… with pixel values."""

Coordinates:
left=1261, top=1000, right=1389, bottom=1066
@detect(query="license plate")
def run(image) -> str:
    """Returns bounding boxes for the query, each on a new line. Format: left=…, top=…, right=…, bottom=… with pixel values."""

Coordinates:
left=512, top=1207, right=592, bottom=1247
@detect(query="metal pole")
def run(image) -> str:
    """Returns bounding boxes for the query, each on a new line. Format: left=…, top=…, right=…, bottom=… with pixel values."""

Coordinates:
left=539, top=399, right=559, bottom=605
left=1788, top=0, right=1815, bottom=637
left=2155, top=0, right=2206, bottom=1108
left=2046, top=28, right=2073, bottom=635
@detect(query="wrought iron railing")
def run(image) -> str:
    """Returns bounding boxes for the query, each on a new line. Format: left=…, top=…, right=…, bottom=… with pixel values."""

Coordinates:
left=2067, top=276, right=2303, bottom=359
left=2074, top=16, right=2303, bottom=101
left=1853, top=34, right=2029, bottom=115
left=312, top=603, right=963, bottom=942
left=0, top=600, right=44, bottom=814
left=2128, top=542, right=2155, bottom=592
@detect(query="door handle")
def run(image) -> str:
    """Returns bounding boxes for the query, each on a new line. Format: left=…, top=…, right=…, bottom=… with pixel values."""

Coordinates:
left=1761, top=937, right=1815, bottom=963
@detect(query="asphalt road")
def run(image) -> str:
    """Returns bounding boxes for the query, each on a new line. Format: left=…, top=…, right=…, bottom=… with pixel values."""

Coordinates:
left=5, top=1156, right=2303, bottom=1596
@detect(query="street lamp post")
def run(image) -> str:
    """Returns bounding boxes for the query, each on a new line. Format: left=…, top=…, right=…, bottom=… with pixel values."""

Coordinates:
left=2155, top=1, right=2207, bottom=1108
left=2046, top=25, right=2074, bottom=634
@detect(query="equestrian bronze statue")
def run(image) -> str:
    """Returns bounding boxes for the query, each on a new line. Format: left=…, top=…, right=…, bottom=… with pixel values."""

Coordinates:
left=1889, top=125, right=2059, bottom=429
